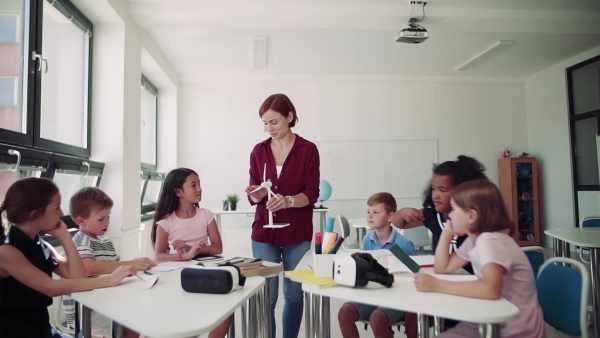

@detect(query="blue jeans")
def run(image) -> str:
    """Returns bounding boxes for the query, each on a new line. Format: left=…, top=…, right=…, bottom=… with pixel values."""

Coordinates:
left=252, top=240, right=310, bottom=338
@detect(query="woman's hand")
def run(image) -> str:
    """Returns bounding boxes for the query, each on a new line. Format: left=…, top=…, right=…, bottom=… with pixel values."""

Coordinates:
left=46, top=221, right=71, bottom=241
left=245, top=183, right=268, bottom=201
left=414, top=272, right=439, bottom=292
left=399, top=208, right=424, bottom=223
left=266, top=194, right=289, bottom=212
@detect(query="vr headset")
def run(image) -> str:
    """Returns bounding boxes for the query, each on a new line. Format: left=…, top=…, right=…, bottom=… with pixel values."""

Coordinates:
left=333, top=253, right=394, bottom=288
left=181, top=265, right=246, bottom=294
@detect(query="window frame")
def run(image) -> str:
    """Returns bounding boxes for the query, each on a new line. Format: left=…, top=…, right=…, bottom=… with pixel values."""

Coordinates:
left=140, top=75, right=158, bottom=170
left=566, top=53, right=600, bottom=227
left=0, top=0, right=94, bottom=158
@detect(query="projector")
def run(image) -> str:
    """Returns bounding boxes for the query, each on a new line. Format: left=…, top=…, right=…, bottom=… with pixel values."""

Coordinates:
left=396, top=26, right=428, bottom=44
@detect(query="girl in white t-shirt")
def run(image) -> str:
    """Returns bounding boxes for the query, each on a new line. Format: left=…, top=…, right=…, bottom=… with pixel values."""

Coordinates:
left=413, top=179, right=545, bottom=338
left=151, top=168, right=231, bottom=338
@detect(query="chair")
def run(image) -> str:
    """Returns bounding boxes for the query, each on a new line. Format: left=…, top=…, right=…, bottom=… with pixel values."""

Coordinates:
left=537, top=257, right=589, bottom=338
left=522, top=246, right=545, bottom=277
left=397, top=226, right=431, bottom=252
left=359, top=315, right=405, bottom=335
left=338, top=215, right=360, bottom=250
left=579, top=216, right=600, bottom=263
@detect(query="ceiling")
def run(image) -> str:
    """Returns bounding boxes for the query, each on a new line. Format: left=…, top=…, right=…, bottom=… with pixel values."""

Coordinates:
left=126, top=0, right=600, bottom=81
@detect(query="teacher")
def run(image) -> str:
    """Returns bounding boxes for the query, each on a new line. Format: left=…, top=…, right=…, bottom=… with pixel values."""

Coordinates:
left=245, top=93, right=320, bottom=338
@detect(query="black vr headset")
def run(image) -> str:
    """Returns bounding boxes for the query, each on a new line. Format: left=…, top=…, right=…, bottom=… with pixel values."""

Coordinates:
left=333, top=252, right=394, bottom=288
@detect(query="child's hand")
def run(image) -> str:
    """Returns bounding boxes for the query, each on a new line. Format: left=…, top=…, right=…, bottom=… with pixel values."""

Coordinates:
left=173, top=240, right=189, bottom=252
left=182, top=244, right=203, bottom=260
left=442, top=218, right=457, bottom=237
left=399, top=208, right=424, bottom=223
left=46, top=220, right=71, bottom=240
left=414, top=272, right=439, bottom=292
left=107, top=265, right=136, bottom=287
left=131, top=257, right=157, bottom=270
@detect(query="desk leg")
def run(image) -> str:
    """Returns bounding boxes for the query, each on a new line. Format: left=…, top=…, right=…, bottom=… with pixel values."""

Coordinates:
left=416, top=313, right=430, bottom=338
left=261, top=280, right=271, bottom=338
left=433, top=316, right=445, bottom=335
left=553, top=238, right=562, bottom=257
left=304, top=291, right=313, bottom=337
left=478, top=323, right=501, bottom=338
left=590, top=248, right=600, bottom=338
left=312, top=293, right=321, bottom=337
left=241, top=298, right=258, bottom=338
left=112, top=322, right=124, bottom=338
left=81, top=304, right=92, bottom=338
left=561, top=241, right=571, bottom=259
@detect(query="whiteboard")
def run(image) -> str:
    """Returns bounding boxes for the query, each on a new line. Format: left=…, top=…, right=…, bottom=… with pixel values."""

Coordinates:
left=316, top=140, right=437, bottom=200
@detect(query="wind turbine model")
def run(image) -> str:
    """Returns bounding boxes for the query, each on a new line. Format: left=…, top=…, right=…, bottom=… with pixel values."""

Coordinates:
left=250, top=163, right=290, bottom=229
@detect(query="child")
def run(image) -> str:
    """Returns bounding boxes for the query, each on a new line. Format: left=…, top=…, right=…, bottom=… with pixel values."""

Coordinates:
left=151, top=167, right=232, bottom=338
left=70, top=186, right=157, bottom=338
left=338, top=192, right=418, bottom=338
left=391, top=155, right=488, bottom=274
left=414, top=179, right=545, bottom=338
left=0, top=178, right=133, bottom=338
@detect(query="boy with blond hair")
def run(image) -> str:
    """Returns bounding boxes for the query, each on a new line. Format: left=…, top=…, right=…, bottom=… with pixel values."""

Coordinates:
left=338, top=192, right=417, bottom=338
left=70, top=187, right=156, bottom=338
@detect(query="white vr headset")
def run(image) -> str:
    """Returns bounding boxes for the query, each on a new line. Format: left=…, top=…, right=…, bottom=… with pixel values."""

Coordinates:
left=333, top=253, right=394, bottom=288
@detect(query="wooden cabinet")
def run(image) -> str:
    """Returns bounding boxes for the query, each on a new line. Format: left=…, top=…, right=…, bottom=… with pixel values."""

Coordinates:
left=498, top=157, right=542, bottom=246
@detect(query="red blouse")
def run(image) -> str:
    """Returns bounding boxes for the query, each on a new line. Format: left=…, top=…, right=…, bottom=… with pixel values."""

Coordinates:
left=248, top=134, right=320, bottom=246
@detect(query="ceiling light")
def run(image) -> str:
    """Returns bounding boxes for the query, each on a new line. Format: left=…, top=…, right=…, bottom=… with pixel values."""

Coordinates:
left=455, top=40, right=514, bottom=71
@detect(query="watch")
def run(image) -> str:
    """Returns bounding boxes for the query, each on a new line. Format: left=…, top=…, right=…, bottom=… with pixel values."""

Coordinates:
left=286, top=195, right=295, bottom=208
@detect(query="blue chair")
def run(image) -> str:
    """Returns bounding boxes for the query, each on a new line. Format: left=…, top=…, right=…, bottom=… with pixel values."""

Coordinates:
left=537, top=257, right=589, bottom=338
left=522, top=246, right=545, bottom=277
left=579, top=216, right=600, bottom=263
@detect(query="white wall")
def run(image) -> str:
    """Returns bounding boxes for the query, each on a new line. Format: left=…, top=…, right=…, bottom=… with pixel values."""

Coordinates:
left=526, top=45, right=600, bottom=246
left=178, top=76, right=528, bottom=234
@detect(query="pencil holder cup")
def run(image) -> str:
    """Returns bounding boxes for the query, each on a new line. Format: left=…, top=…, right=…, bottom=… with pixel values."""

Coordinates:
left=313, top=253, right=335, bottom=278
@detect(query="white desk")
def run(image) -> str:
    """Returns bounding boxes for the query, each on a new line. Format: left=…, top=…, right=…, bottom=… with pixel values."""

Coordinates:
left=348, top=218, right=369, bottom=247
left=545, top=227, right=600, bottom=338
left=72, top=268, right=266, bottom=338
left=303, top=274, right=519, bottom=338
left=213, top=208, right=328, bottom=234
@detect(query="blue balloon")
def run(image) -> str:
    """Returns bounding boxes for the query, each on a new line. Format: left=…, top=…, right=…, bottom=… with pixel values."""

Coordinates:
left=318, top=179, right=332, bottom=202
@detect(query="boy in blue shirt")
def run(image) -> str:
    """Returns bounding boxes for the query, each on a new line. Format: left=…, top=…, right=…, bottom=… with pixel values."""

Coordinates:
left=338, top=192, right=417, bottom=338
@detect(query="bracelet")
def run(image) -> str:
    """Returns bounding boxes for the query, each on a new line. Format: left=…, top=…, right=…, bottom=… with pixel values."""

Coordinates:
left=176, top=250, right=184, bottom=261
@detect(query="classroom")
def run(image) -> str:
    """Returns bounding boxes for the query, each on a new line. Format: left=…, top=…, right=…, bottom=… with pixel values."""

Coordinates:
left=1, top=0, right=600, bottom=337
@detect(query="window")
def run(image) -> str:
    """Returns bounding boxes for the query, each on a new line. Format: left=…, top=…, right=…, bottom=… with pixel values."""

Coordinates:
left=0, top=143, right=51, bottom=200
left=140, top=168, right=164, bottom=221
left=0, top=0, right=92, bottom=158
left=141, top=76, right=157, bottom=168
left=567, top=54, right=600, bottom=226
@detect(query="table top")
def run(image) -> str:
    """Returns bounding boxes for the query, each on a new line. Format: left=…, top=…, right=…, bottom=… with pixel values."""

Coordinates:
left=303, top=274, right=519, bottom=324
left=545, top=227, right=600, bottom=248
left=72, top=267, right=265, bottom=338
left=213, top=208, right=328, bottom=215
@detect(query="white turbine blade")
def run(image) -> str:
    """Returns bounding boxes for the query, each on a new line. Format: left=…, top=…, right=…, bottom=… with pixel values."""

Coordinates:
left=250, top=186, right=263, bottom=194
left=266, top=187, right=279, bottom=199
left=263, top=163, right=266, bottom=182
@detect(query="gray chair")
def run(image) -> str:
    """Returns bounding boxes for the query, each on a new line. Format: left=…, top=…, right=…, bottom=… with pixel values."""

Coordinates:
left=338, top=215, right=360, bottom=250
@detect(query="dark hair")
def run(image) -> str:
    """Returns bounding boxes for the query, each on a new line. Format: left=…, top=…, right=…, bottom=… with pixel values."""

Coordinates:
left=151, top=168, right=199, bottom=245
left=451, top=179, right=513, bottom=234
left=259, top=93, right=298, bottom=127
left=0, top=178, right=59, bottom=232
left=70, top=187, right=114, bottom=220
left=422, top=155, right=488, bottom=208
left=367, top=192, right=397, bottom=214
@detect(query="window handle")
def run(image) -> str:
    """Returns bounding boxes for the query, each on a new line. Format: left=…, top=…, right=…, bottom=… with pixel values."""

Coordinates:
left=31, top=51, right=48, bottom=73
left=8, top=149, right=21, bottom=172
left=82, top=161, right=90, bottom=177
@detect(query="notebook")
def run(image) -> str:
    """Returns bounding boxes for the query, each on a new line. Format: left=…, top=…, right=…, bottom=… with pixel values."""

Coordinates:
left=284, top=269, right=338, bottom=288
left=388, top=244, right=421, bottom=274
left=94, top=274, right=159, bottom=291
left=387, top=255, right=435, bottom=273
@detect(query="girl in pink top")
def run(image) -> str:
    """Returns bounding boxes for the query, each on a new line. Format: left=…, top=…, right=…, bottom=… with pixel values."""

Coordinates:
left=151, top=168, right=231, bottom=338
left=414, top=179, right=545, bottom=338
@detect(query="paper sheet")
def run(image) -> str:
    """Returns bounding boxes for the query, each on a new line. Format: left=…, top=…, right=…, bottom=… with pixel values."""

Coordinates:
left=94, top=274, right=159, bottom=290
